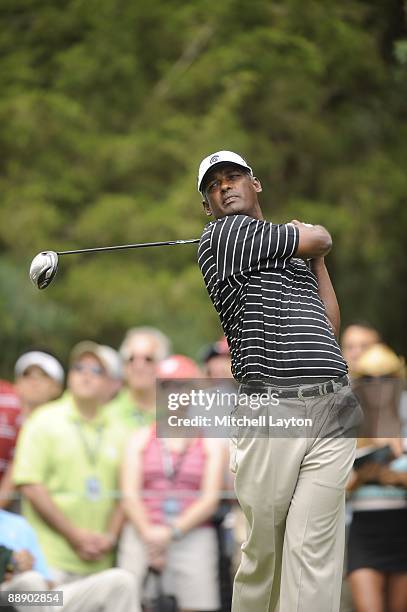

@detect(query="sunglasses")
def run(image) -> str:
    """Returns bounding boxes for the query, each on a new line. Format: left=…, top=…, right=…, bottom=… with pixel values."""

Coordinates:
left=126, top=354, right=156, bottom=364
left=71, top=363, right=105, bottom=376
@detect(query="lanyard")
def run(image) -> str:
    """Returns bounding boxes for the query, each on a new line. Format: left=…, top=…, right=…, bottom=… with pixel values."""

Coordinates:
left=159, top=439, right=190, bottom=482
left=73, top=421, right=104, bottom=467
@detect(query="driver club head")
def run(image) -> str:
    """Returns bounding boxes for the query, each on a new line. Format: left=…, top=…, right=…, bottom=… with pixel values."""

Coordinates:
left=29, top=251, right=59, bottom=290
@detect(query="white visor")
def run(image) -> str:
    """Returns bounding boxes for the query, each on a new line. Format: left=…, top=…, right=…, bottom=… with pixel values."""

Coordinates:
left=15, top=351, right=65, bottom=384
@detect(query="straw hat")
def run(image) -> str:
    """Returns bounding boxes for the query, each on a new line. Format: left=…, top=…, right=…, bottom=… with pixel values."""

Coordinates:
left=355, top=343, right=405, bottom=378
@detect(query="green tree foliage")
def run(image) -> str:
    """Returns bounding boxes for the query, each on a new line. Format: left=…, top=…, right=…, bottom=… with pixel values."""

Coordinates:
left=0, top=0, right=406, bottom=375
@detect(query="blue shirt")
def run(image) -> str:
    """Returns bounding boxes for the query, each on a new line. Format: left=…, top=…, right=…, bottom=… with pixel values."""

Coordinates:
left=0, top=510, right=51, bottom=580
left=351, top=454, right=407, bottom=510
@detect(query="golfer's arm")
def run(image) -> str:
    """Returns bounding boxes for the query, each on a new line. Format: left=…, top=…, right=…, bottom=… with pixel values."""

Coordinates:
left=310, top=257, right=341, bottom=338
left=293, top=223, right=332, bottom=259
left=19, top=483, right=77, bottom=542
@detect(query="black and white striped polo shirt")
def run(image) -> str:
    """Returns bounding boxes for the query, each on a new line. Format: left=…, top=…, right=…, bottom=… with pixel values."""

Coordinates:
left=198, top=214, right=347, bottom=386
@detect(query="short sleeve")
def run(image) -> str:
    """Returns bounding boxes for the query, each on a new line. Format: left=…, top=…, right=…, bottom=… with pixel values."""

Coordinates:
left=208, top=215, right=298, bottom=281
left=12, top=415, right=51, bottom=486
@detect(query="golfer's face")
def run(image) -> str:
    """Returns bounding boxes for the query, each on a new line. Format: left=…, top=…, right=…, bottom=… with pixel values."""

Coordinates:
left=202, top=164, right=261, bottom=219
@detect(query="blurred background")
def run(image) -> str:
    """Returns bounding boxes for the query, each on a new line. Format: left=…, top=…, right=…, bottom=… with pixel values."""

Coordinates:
left=1, top=0, right=406, bottom=377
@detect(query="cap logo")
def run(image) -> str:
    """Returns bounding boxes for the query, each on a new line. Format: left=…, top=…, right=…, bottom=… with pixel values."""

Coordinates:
left=209, top=155, right=220, bottom=164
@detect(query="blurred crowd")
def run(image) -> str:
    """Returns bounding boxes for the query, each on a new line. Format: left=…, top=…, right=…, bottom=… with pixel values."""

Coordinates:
left=0, top=323, right=406, bottom=612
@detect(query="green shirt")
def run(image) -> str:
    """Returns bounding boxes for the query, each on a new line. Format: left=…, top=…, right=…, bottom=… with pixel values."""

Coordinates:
left=13, top=393, right=129, bottom=575
left=104, top=388, right=156, bottom=429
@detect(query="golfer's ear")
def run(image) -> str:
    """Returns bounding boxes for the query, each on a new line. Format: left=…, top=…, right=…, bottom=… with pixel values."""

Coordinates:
left=202, top=200, right=212, bottom=216
left=253, top=177, right=262, bottom=193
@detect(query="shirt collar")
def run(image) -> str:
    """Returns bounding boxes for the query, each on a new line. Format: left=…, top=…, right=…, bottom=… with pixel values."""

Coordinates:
left=64, top=392, right=108, bottom=427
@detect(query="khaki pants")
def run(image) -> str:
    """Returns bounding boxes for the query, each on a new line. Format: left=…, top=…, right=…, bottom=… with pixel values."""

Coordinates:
left=1, top=568, right=138, bottom=612
left=230, top=388, right=358, bottom=612
left=118, top=523, right=220, bottom=611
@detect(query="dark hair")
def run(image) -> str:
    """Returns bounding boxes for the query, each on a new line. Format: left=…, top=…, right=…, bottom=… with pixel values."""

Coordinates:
left=343, top=321, right=381, bottom=339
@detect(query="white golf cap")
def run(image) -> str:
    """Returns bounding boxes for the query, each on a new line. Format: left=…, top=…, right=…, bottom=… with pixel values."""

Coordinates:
left=99, top=345, right=124, bottom=380
left=15, top=351, right=65, bottom=384
left=197, top=150, right=253, bottom=194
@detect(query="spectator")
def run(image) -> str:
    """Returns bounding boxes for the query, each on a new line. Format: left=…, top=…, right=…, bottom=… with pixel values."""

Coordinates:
left=105, top=326, right=170, bottom=427
left=0, top=381, right=23, bottom=510
left=340, top=326, right=391, bottom=612
left=200, top=340, right=236, bottom=612
left=12, top=341, right=128, bottom=584
left=90, top=345, right=123, bottom=403
left=346, top=343, right=407, bottom=612
left=341, top=323, right=381, bottom=379
left=119, top=354, right=224, bottom=612
left=341, top=324, right=407, bottom=438
left=353, top=343, right=405, bottom=440
left=0, top=509, right=137, bottom=612
left=0, top=353, right=64, bottom=513
left=201, top=336, right=232, bottom=379
left=400, top=382, right=407, bottom=440
left=14, top=351, right=64, bottom=416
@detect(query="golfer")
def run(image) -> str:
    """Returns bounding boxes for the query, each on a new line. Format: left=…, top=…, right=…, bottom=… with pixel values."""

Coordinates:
left=197, top=151, right=361, bottom=612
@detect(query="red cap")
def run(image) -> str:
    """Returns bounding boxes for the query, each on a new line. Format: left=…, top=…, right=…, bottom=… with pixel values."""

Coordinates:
left=201, top=336, right=230, bottom=363
left=157, top=355, right=201, bottom=379
left=215, top=336, right=229, bottom=355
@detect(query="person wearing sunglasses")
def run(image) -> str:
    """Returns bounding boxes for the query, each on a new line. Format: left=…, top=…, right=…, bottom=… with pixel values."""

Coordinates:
left=13, top=341, right=130, bottom=593
left=119, top=355, right=224, bottom=612
left=105, top=326, right=171, bottom=429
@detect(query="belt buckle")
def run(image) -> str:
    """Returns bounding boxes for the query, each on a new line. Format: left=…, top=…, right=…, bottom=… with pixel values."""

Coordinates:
left=315, top=382, right=329, bottom=396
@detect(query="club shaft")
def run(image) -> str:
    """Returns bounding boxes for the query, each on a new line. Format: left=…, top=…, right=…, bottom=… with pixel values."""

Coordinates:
left=57, top=239, right=200, bottom=256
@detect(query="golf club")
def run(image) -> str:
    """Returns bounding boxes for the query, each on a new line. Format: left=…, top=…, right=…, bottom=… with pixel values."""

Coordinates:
left=29, top=238, right=200, bottom=290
